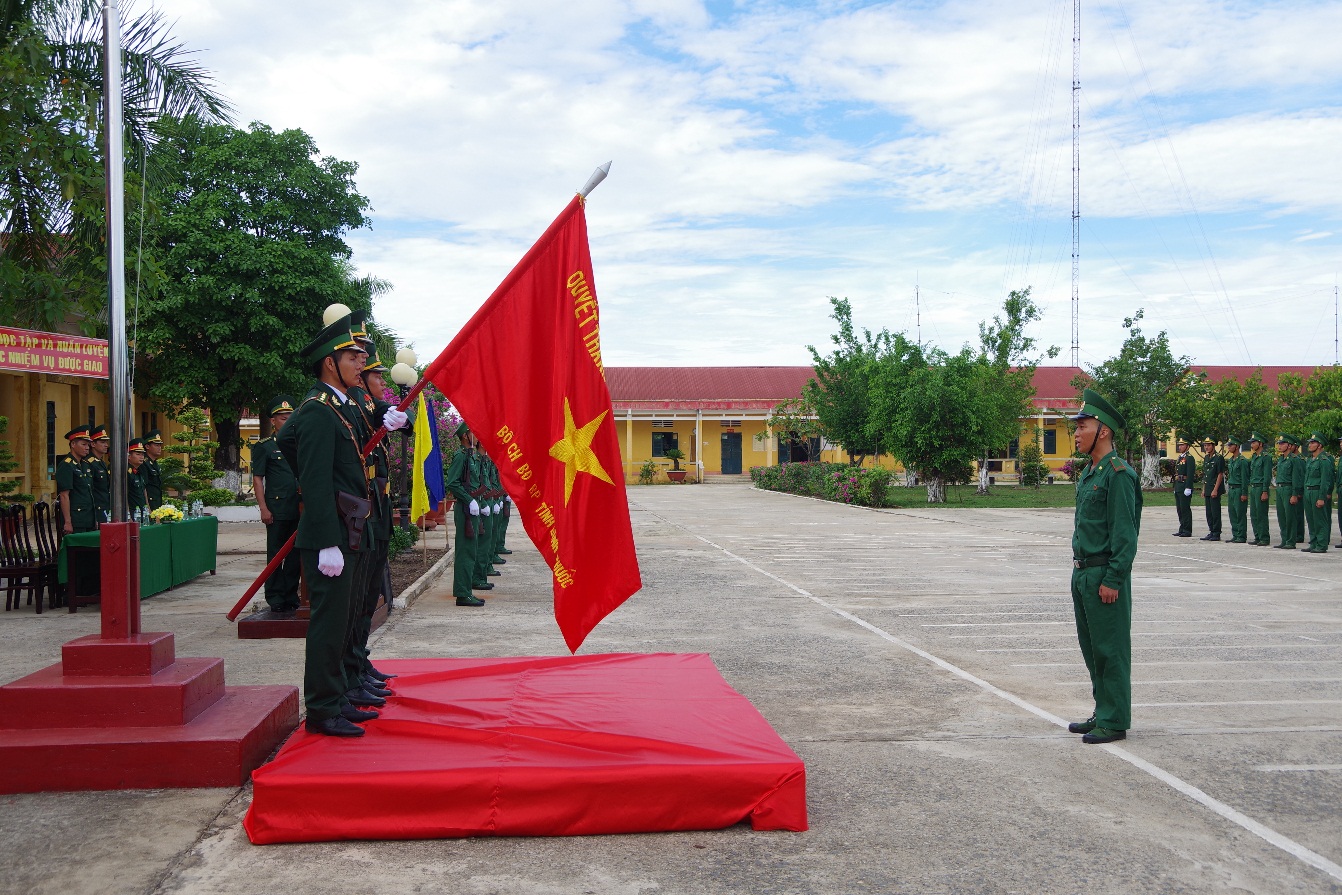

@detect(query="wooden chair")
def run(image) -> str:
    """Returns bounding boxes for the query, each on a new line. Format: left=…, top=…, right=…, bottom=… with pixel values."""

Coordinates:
left=30, top=501, right=60, bottom=612
left=1, top=504, right=50, bottom=613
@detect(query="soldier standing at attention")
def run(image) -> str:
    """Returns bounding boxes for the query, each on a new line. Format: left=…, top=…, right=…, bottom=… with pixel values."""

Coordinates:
left=1274, top=436, right=1303, bottom=549
left=1224, top=438, right=1248, bottom=544
left=140, top=430, right=165, bottom=510
left=1336, top=435, right=1342, bottom=549
left=1290, top=437, right=1307, bottom=549
left=1172, top=436, right=1195, bottom=537
left=1248, top=433, right=1273, bottom=546
left=444, top=423, right=485, bottom=607
left=57, top=426, right=95, bottom=535
left=87, top=425, right=111, bottom=524
left=277, top=314, right=378, bottom=737
left=1067, top=389, right=1140, bottom=745
left=1200, top=436, right=1225, bottom=541
left=127, top=439, right=148, bottom=513
left=1302, top=433, right=1334, bottom=553
left=251, top=397, right=301, bottom=615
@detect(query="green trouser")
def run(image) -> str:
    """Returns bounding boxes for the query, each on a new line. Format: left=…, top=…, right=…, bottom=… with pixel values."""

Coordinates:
left=1174, top=489, right=1193, bottom=534
left=339, top=548, right=372, bottom=694
left=452, top=503, right=478, bottom=598
left=474, top=511, right=495, bottom=582
left=345, top=538, right=388, bottom=683
left=495, top=502, right=510, bottom=555
left=1250, top=488, right=1271, bottom=543
left=1275, top=489, right=1292, bottom=545
left=264, top=516, right=301, bottom=611
left=1204, top=495, right=1222, bottom=536
left=1305, top=492, right=1331, bottom=551
left=1293, top=499, right=1306, bottom=547
left=1227, top=487, right=1247, bottom=542
left=299, top=546, right=357, bottom=721
left=1071, top=565, right=1132, bottom=731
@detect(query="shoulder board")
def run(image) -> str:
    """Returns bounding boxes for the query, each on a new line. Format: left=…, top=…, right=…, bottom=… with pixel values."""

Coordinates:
left=1110, top=459, right=1130, bottom=472
left=64, top=457, right=74, bottom=464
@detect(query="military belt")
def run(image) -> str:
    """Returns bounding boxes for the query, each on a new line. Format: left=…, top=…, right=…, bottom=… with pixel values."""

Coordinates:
left=1073, top=554, right=1110, bottom=569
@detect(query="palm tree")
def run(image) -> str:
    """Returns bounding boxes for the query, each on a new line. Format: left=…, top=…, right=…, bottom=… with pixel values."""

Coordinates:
left=0, top=0, right=231, bottom=330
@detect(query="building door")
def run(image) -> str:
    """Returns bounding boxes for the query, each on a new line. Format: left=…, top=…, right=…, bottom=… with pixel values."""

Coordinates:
left=721, top=432, right=742, bottom=474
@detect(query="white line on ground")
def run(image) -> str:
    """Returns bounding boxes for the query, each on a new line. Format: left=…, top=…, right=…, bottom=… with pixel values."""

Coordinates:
left=665, top=516, right=1342, bottom=886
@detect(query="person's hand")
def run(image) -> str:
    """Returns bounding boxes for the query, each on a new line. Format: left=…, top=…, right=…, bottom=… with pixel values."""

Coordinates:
left=1317, top=499, right=1326, bottom=509
left=318, top=546, right=344, bottom=577
left=63, top=520, right=73, bottom=535
left=1184, top=488, right=1193, bottom=497
left=469, top=499, right=480, bottom=516
left=1241, top=495, right=1248, bottom=502
left=494, top=502, right=502, bottom=513
left=1290, top=495, right=1299, bottom=505
left=260, top=507, right=273, bottom=525
left=482, top=504, right=491, bottom=516
left=1099, top=584, right=1119, bottom=604
left=382, top=408, right=408, bottom=431
left=1262, top=492, right=1268, bottom=501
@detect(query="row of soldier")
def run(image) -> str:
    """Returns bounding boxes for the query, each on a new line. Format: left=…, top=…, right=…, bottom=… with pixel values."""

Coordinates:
left=445, top=421, right=513, bottom=608
left=1170, top=432, right=1339, bottom=553
left=55, top=425, right=165, bottom=534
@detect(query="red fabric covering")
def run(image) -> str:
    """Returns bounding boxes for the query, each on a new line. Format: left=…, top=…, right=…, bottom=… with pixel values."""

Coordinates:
left=244, top=653, right=807, bottom=843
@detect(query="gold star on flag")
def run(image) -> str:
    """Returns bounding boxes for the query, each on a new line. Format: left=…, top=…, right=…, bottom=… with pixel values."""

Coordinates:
left=549, top=398, right=613, bottom=504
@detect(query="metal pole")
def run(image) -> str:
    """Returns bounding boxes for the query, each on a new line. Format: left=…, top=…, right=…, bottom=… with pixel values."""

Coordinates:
left=1071, top=0, right=1081, bottom=369
left=104, top=0, right=129, bottom=521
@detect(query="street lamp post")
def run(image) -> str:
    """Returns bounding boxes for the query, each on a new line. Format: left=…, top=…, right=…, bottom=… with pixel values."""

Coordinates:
left=389, top=354, right=418, bottom=530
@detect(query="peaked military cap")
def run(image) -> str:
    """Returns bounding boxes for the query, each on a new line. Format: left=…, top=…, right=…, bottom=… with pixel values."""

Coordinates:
left=65, top=425, right=91, bottom=441
left=90, top=424, right=108, bottom=441
left=143, top=429, right=164, bottom=444
left=1226, top=435, right=1241, bottom=447
left=301, top=313, right=361, bottom=368
left=455, top=421, right=470, bottom=437
left=1073, top=388, right=1125, bottom=435
left=1307, top=432, right=1327, bottom=445
left=349, top=310, right=374, bottom=348
left=266, top=395, right=296, bottom=417
left=1174, top=433, right=1190, bottom=446
left=1276, top=433, right=1296, bottom=446
left=1249, top=432, right=1266, bottom=444
left=362, top=348, right=389, bottom=375
left=127, top=438, right=146, bottom=453
left=1201, top=435, right=1217, bottom=445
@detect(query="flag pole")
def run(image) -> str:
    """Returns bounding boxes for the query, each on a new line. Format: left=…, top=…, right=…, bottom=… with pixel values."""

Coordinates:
left=229, top=162, right=615, bottom=620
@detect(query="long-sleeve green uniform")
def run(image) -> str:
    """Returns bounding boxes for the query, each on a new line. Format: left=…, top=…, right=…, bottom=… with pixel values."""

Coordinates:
left=1274, top=452, right=1304, bottom=548
left=445, top=445, right=478, bottom=599
left=1303, top=450, right=1334, bottom=552
left=1202, top=450, right=1225, bottom=538
left=1248, top=450, right=1272, bottom=545
left=1172, top=452, right=1195, bottom=535
left=1225, top=452, right=1249, bottom=543
left=251, top=435, right=301, bottom=612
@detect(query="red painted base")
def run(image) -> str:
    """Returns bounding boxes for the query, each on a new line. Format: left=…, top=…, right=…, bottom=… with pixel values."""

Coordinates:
left=238, top=601, right=389, bottom=640
left=0, top=633, right=299, bottom=794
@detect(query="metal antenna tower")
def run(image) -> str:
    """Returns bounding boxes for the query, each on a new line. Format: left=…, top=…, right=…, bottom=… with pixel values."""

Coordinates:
left=1071, top=0, right=1081, bottom=367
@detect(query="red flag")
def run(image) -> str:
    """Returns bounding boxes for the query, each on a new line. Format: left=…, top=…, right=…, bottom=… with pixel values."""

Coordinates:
left=424, top=195, right=641, bottom=652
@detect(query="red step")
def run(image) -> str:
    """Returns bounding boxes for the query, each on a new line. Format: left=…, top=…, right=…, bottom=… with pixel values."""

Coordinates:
left=0, top=658, right=226, bottom=728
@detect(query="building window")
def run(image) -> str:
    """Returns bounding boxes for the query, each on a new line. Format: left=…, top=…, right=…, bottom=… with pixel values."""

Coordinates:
left=652, top=432, right=679, bottom=457
left=1008, top=438, right=1019, bottom=459
left=652, top=420, right=674, bottom=428
left=719, top=420, right=741, bottom=427
left=46, top=401, right=56, bottom=476
left=1043, top=429, right=1057, bottom=454
left=88, top=405, right=96, bottom=428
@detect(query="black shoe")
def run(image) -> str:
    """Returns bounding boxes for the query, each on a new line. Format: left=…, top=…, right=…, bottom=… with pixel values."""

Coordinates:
left=1207, top=534, right=1221, bottom=541
left=487, top=570, right=501, bottom=577
left=1068, top=715, right=1096, bottom=734
left=473, top=582, right=494, bottom=590
left=305, top=716, right=365, bottom=737
left=1199, top=533, right=1214, bottom=540
left=1173, top=532, right=1192, bottom=538
left=493, top=557, right=507, bottom=564
left=1229, top=539, right=1246, bottom=544
left=366, top=666, right=397, bottom=682
left=361, top=677, right=393, bottom=697
left=1335, top=542, right=1342, bottom=549
left=499, top=548, right=513, bottom=555
left=1273, top=544, right=1296, bottom=550
left=345, top=687, right=386, bottom=708
left=456, top=595, right=485, bottom=606
left=340, top=704, right=379, bottom=723
left=1081, top=727, right=1127, bottom=744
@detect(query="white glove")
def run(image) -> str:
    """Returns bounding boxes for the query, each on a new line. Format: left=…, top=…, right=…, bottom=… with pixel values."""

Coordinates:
left=469, top=499, right=480, bottom=516
left=494, top=502, right=502, bottom=513
left=482, top=504, right=492, bottom=516
left=317, top=546, right=344, bottom=577
left=1184, top=488, right=1192, bottom=497
left=382, top=408, right=408, bottom=431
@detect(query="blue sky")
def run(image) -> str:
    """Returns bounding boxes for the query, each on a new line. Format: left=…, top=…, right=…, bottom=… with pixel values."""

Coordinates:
left=166, top=0, right=1342, bottom=369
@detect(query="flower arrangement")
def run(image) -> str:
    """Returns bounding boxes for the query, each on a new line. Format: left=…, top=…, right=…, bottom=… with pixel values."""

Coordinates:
left=150, top=505, right=184, bottom=524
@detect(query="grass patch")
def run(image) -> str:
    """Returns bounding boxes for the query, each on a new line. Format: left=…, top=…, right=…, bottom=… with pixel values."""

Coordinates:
left=889, top=484, right=1180, bottom=509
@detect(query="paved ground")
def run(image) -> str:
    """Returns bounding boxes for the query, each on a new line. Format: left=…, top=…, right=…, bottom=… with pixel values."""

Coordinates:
left=0, top=486, right=1338, bottom=895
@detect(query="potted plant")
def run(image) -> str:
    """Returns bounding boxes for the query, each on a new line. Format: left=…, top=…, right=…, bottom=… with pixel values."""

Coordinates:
left=665, top=448, right=688, bottom=482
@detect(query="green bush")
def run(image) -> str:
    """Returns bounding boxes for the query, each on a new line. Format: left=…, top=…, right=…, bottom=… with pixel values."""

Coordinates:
left=1019, top=438, right=1050, bottom=488
left=191, top=487, right=236, bottom=506
left=388, top=524, right=419, bottom=559
left=638, top=459, right=657, bottom=485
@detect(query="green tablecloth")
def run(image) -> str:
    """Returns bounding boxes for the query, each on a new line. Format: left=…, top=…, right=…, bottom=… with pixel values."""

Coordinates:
left=56, top=517, right=216, bottom=599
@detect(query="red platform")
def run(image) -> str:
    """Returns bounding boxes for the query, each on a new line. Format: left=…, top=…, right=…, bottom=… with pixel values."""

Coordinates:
left=0, top=632, right=299, bottom=793
left=244, top=653, right=807, bottom=844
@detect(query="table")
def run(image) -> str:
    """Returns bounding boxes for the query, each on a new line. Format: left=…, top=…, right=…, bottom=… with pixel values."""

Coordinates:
left=57, top=516, right=218, bottom=604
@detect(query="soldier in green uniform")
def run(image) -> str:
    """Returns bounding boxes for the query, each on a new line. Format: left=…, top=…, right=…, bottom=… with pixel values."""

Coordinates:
left=127, top=439, right=148, bottom=513
left=1302, top=433, right=1334, bottom=553
left=1248, top=433, right=1273, bottom=546
left=251, top=396, right=301, bottom=614
left=1067, top=389, right=1141, bottom=745
left=493, top=482, right=512, bottom=562
left=1274, top=436, right=1303, bottom=549
left=473, top=449, right=501, bottom=582
left=87, top=425, right=111, bottom=524
left=140, top=430, right=165, bottom=510
left=1171, top=436, right=1195, bottom=537
left=1223, top=438, right=1248, bottom=544
left=1199, top=436, right=1225, bottom=541
left=56, top=426, right=95, bottom=535
left=276, top=314, right=377, bottom=737
left=444, top=423, right=486, bottom=606
left=1290, top=437, right=1307, bottom=548
left=1336, top=435, right=1342, bottom=549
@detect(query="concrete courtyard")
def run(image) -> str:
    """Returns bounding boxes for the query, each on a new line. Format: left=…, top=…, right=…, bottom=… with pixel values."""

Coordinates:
left=1, top=483, right=1339, bottom=895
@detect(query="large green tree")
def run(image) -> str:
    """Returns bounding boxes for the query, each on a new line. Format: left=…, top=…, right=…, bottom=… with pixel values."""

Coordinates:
left=878, top=346, right=984, bottom=502
left=1167, top=369, right=1279, bottom=451
left=135, top=119, right=377, bottom=471
left=805, top=297, right=890, bottom=466
left=1077, top=310, right=1189, bottom=488
left=0, top=0, right=229, bottom=330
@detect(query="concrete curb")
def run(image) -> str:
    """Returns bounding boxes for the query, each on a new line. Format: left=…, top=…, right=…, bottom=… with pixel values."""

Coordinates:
left=392, top=546, right=454, bottom=611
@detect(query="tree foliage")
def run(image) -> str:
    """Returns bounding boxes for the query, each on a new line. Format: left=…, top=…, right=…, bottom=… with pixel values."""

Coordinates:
left=159, top=405, right=218, bottom=494
left=1166, top=369, right=1278, bottom=448
left=135, top=119, right=377, bottom=470
left=0, top=416, right=34, bottom=503
left=805, top=297, right=890, bottom=466
left=0, top=0, right=230, bottom=330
